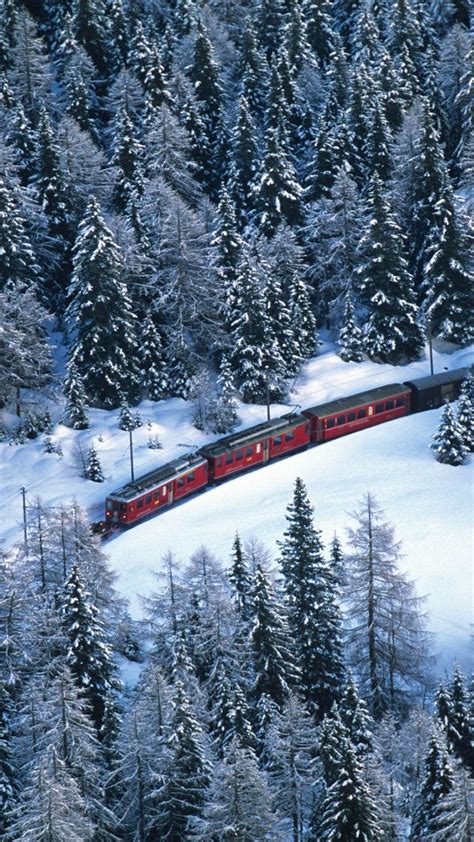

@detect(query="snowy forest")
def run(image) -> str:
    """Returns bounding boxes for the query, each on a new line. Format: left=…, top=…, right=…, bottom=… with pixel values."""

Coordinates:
left=0, top=0, right=473, bottom=839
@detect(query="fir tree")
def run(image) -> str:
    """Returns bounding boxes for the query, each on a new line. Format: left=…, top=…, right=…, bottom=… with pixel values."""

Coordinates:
left=228, top=533, right=252, bottom=623
left=457, top=374, right=474, bottom=452
left=339, top=675, right=373, bottom=757
left=84, top=444, right=104, bottom=482
left=337, top=292, right=364, bottom=362
left=305, top=0, right=336, bottom=67
left=211, top=188, right=243, bottom=334
left=0, top=682, right=16, bottom=836
left=431, top=402, right=468, bottom=466
left=429, top=766, right=474, bottom=841
left=111, top=107, right=144, bottom=213
left=229, top=96, right=260, bottom=226
left=436, top=666, right=473, bottom=771
left=5, top=103, right=37, bottom=186
left=278, top=478, right=345, bottom=718
left=357, top=173, right=424, bottom=364
left=62, top=563, right=119, bottom=732
left=207, top=357, right=238, bottom=434
left=144, top=45, right=169, bottom=110
left=65, top=196, right=140, bottom=409
left=249, top=564, right=298, bottom=709
left=128, top=21, right=151, bottom=85
left=62, top=362, right=89, bottom=430
left=118, top=402, right=141, bottom=432
left=72, top=0, right=109, bottom=75
left=0, top=176, right=39, bottom=292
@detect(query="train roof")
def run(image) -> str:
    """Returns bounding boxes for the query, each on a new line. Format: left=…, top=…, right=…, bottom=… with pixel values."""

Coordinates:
left=107, top=452, right=206, bottom=501
left=303, top=383, right=408, bottom=418
left=403, top=367, right=467, bottom=391
left=199, top=413, right=308, bottom=456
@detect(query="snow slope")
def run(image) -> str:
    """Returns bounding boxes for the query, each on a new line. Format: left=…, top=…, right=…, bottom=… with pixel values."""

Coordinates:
left=1, top=339, right=472, bottom=671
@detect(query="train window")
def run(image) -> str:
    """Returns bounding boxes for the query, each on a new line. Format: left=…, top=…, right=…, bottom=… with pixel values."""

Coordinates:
left=395, top=397, right=405, bottom=407
left=246, top=446, right=253, bottom=457
left=120, top=503, right=127, bottom=512
left=236, top=450, right=243, bottom=460
left=337, top=415, right=345, bottom=426
left=225, top=453, right=233, bottom=464
left=154, top=492, right=160, bottom=501
left=137, top=498, right=144, bottom=509
left=256, top=443, right=261, bottom=453
left=348, top=412, right=356, bottom=422
left=357, top=409, right=366, bottom=419
left=326, top=418, right=335, bottom=428
left=162, top=486, right=167, bottom=497
left=375, top=403, right=384, bottom=414
left=285, top=431, right=295, bottom=441
left=187, top=472, right=195, bottom=483
left=177, top=478, right=185, bottom=488
left=145, top=494, right=152, bottom=504
left=273, top=436, right=282, bottom=446
left=386, top=400, right=394, bottom=410
left=217, top=457, right=222, bottom=468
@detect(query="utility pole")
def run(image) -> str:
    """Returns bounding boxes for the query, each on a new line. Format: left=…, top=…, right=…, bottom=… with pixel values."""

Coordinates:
left=20, top=486, right=28, bottom=552
left=129, top=428, right=135, bottom=482
left=427, top=318, right=434, bottom=376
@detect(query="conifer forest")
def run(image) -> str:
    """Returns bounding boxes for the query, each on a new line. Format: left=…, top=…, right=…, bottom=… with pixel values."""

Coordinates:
left=0, top=0, right=473, bottom=839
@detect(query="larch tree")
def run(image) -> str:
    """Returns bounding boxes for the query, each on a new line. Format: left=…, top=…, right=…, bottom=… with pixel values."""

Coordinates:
left=278, top=478, right=345, bottom=718
left=65, top=196, right=141, bottom=409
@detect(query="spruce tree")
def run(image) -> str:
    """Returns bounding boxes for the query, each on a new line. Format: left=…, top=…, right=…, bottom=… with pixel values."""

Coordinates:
left=65, top=196, right=140, bottom=409
left=357, top=173, right=424, bottom=364
left=431, top=402, right=468, bottom=466
left=249, top=564, right=298, bottom=709
left=0, top=682, right=16, bottom=837
left=229, top=96, right=260, bottom=226
left=278, top=477, right=345, bottom=718
left=84, top=445, right=104, bottom=482
left=337, top=292, right=364, bottom=362
left=62, top=563, right=119, bottom=733
left=0, top=176, right=39, bottom=292
left=207, top=357, right=238, bottom=434
left=5, top=103, right=37, bottom=186
left=318, top=734, right=382, bottom=841
left=339, top=675, right=373, bottom=757
left=457, top=374, right=474, bottom=452
left=423, top=188, right=474, bottom=346
left=436, top=666, right=473, bottom=772
left=141, top=315, right=168, bottom=401
left=144, top=45, right=169, bottom=110
left=410, top=732, right=454, bottom=840
left=253, top=127, right=303, bottom=236
left=62, top=362, right=89, bottom=430
left=429, top=766, right=474, bottom=841
left=211, top=188, right=243, bottom=334
left=151, top=680, right=211, bottom=840
left=228, top=533, right=253, bottom=623
left=111, top=107, right=144, bottom=213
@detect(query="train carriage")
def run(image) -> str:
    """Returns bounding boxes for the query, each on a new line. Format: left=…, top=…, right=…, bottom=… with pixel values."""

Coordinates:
left=404, top=368, right=467, bottom=413
left=303, top=384, right=411, bottom=443
left=199, top=414, right=310, bottom=482
left=105, top=453, right=208, bottom=526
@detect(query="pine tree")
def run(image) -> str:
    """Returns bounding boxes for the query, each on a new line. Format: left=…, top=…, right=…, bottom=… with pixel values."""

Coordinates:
left=429, top=766, right=474, bottom=841
left=228, top=533, right=252, bottom=623
left=144, top=45, right=169, bottom=110
left=339, top=674, right=373, bottom=757
left=253, top=127, right=303, bottom=236
left=72, top=0, right=109, bottom=75
left=128, top=20, right=151, bottom=85
left=431, top=402, right=468, bottom=466
left=305, top=0, right=336, bottom=67
left=357, top=173, right=424, bottom=364
left=5, top=103, right=37, bottom=185
left=436, top=666, right=473, bottom=772
left=457, top=374, right=474, bottom=452
left=141, top=315, right=168, bottom=401
left=318, top=734, right=382, bottom=841
left=423, top=188, right=474, bottom=346
left=249, top=564, right=297, bottom=709
left=62, top=563, right=119, bottom=732
left=65, top=196, right=140, bottom=409
left=150, top=679, right=211, bottom=840
left=62, top=362, right=89, bottom=429
left=278, top=478, right=345, bottom=718
left=363, top=97, right=393, bottom=182
left=337, top=292, right=364, bottom=362
left=0, top=682, right=16, bottom=836
left=410, top=732, right=454, bottom=840
left=207, top=357, right=238, bottom=434
left=211, top=188, right=243, bottom=334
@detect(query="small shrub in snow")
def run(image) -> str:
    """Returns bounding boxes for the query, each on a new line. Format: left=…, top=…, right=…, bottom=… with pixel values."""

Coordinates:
left=119, top=403, right=142, bottom=431
left=23, top=411, right=41, bottom=439
left=431, top=402, right=467, bottom=465
left=148, top=435, right=162, bottom=450
left=43, top=436, right=63, bottom=456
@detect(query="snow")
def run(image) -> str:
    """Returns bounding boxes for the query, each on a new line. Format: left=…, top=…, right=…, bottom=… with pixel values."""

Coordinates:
left=1, top=337, right=472, bottom=674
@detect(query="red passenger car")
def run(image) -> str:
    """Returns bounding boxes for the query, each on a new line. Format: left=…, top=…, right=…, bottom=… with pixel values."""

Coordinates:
left=303, top=384, right=411, bottom=444
left=105, top=453, right=208, bottom=526
left=200, top=414, right=310, bottom=482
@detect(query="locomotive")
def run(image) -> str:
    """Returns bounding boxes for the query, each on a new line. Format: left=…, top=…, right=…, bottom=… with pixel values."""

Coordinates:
left=103, top=368, right=467, bottom=530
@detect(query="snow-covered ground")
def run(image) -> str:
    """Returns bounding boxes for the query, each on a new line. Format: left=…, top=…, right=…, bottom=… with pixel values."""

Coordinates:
left=1, top=339, right=472, bottom=673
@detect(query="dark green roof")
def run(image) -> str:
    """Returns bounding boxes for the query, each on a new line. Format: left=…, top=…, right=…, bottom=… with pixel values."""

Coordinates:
left=303, top=383, right=409, bottom=418
left=404, top=368, right=467, bottom=391
left=199, top=413, right=308, bottom=457
left=107, top=453, right=206, bottom=501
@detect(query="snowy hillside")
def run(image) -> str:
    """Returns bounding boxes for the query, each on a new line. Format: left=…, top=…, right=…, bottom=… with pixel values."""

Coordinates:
left=2, top=340, right=472, bottom=672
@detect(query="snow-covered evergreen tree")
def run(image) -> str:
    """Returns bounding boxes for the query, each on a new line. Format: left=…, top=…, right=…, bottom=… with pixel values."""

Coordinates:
left=0, top=682, right=16, bottom=836
left=457, top=374, right=474, bottom=452
left=410, top=732, right=454, bottom=840
left=206, top=356, right=238, bottom=434
left=0, top=176, right=39, bottom=292
left=140, top=315, right=168, bottom=401
left=278, top=477, right=345, bottom=718
left=337, top=292, right=364, bottom=362
left=62, top=362, right=89, bottom=430
left=436, top=666, right=473, bottom=772
left=111, top=107, right=144, bottom=212
left=65, top=196, right=140, bottom=409
left=253, top=127, right=303, bottom=236
left=431, top=402, right=468, bottom=466
left=429, top=766, right=474, bottom=841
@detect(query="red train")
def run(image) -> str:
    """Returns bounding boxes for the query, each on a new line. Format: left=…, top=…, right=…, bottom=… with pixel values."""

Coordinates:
left=103, top=368, right=467, bottom=529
